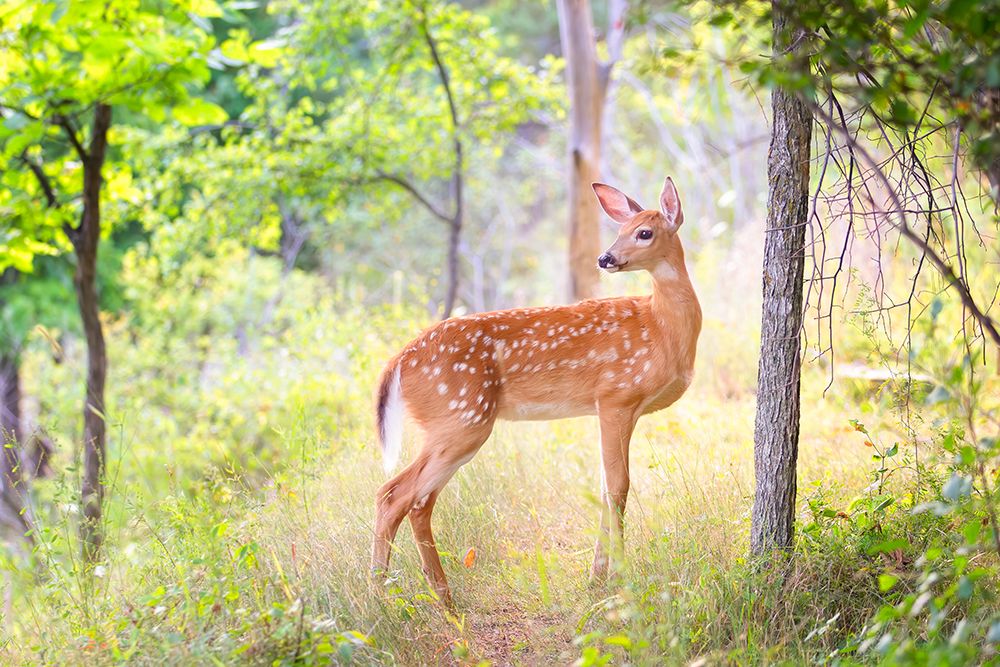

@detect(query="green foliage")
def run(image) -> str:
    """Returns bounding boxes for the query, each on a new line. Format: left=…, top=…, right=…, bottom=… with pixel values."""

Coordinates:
left=841, top=355, right=1000, bottom=663
left=24, top=246, right=426, bottom=493
left=693, top=0, right=1000, bottom=188
left=116, top=0, right=561, bottom=310
left=0, top=0, right=225, bottom=272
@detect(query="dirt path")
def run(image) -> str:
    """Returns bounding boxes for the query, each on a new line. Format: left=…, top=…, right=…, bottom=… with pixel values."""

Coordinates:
left=466, top=599, right=576, bottom=666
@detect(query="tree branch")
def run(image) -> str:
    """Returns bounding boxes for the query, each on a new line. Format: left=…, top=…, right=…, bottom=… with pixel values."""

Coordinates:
left=417, top=4, right=464, bottom=318
left=598, top=0, right=628, bottom=96
left=811, top=100, right=1000, bottom=348
left=56, top=115, right=89, bottom=163
left=21, top=155, right=57, bottom=209
left=417, top=5, right=462, bottom=222
left=374, top=170, right=453, bottom=223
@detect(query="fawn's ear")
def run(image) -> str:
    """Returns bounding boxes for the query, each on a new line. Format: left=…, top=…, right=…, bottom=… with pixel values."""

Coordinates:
left=659, top=177, right=684, bottom=232
left=592, top=183, right=643, bottom=224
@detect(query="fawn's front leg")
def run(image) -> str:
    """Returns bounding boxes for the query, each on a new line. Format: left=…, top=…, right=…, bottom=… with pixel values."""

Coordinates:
left=591, top=405, right=638, bottom=581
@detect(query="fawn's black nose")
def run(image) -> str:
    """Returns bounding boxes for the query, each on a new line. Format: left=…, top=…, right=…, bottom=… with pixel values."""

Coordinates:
left=597, top=253, right=617, bottom=269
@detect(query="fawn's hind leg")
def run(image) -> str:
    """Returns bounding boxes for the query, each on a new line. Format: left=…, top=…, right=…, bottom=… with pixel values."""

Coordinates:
left=372, top=456, right=426, bottom=577
left=408, top=490, right=448, bottom=602
left=372, top=419, right=493, bottom=604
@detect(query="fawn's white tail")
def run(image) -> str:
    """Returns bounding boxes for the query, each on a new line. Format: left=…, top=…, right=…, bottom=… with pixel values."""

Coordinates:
left=375, top=364, right=403, bottom=474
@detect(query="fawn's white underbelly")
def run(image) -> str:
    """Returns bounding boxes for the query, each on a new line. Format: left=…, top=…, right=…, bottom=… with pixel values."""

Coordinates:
left=499, top=397, right=596, bottom=421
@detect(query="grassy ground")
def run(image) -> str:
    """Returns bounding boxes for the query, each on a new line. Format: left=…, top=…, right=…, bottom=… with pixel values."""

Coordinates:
left=3, top=247, right=935, bottom=664
left=2, top=361, right=904, bottom=665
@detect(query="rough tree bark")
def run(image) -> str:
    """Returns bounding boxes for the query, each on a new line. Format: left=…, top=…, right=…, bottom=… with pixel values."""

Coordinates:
left=557, top=0, right=625, bottom=301
left=68, top=103, right=112, bottom=563
left=750, top=3, right=813, bottom=558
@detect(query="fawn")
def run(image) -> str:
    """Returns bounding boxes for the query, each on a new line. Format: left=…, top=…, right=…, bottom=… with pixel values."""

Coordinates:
left=372, top=177, right=701, bottom=605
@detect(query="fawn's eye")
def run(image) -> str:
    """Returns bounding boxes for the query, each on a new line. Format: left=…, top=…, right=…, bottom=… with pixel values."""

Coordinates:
left=637, top=229, right=653, bottom=240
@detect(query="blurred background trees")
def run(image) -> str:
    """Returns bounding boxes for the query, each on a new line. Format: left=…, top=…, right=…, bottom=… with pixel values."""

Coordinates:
left=0, top=0, right=998, bottom=663
left=556, top=0, right=625, bottom=300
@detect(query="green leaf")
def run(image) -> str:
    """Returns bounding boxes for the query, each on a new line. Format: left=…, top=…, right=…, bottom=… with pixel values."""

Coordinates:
left=172, top=98, right=229, bottom=126
left=708, top=11, right=733, bottom=26
left=187, top=0, right=223, bottom=17
left=963, top=520, right=982, bottom=545
left=604, top=634, right=632, bottom=649
left=957, top=576, right=974, bottom=600
left=878, top=573, right=899, bottom=592
left=866, top=538, right=908, bottom=555
left=249, top=39, right=284, bottom=68
left=873, top=496, right=895, bottom=513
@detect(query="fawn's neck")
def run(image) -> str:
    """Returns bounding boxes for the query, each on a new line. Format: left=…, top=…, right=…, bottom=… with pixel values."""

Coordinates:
left=647, top=259, right=701, bottom=352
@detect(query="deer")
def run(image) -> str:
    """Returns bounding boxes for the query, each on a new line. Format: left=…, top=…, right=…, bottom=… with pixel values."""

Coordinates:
left=371, top=177, right=701, bottom=606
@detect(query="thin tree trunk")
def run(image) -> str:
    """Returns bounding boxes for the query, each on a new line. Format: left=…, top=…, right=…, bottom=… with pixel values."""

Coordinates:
left=598, top=0, right=628, bottom=179
left=0, top=354, right=20, bottom=443
left=0, top=351, right=33, bottom=543
left=0, top=270, right=20, bottom=444
left=71, top=103, right=112, bottom=563
left=257, top=198, right=311, bottom=334
left=444, top=181, right=462, bottom=318
left=558, top=0, right=605, bottom=301
left=417, top=9, right=464, bottom=319
left=982, top=87, right=1000, bottom=203
left=0, top=269, right=33, bottom=544
left=750, top=3, right=812, bottom=558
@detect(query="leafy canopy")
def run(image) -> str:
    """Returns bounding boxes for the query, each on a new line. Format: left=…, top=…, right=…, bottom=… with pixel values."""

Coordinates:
left=0, top=0, right=228, bottom=272
left=136, top=0, right=559, bottom=271
left=699, top=0, right=1000, bottom=186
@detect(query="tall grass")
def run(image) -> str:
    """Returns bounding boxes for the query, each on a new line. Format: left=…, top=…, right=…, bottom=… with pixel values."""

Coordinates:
left=2, top=363, right=901, bottom=664
left=3, top=246, right=978, bottom=665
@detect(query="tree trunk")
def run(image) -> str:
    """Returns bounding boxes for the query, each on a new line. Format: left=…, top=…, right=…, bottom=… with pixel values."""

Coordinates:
left=0, top=269, right=20, bottom=444
left=981, top=86, right=1000, bottom=204
left=0, top=352, right=33, bottom=542
left=72, top=103, right=112, bottom=563
left=750, top=4, right=812, bottom=558
left=0, top=269, right=33, bottom=543
left=0, top=353, right=19, bottom=443
left=557, top=0, right=606, bottom=302
left=443, top=174, right=462, bottom=318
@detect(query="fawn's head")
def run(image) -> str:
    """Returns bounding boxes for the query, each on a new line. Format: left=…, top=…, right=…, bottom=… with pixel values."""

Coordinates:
left=593, top=177, right=686, bottom=280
